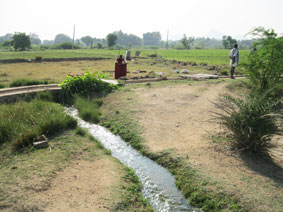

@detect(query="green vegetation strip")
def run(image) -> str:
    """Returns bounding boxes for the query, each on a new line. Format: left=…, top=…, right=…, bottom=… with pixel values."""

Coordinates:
left=0, top=49, right=249, bottom=65
left=0, top=99, right=77, bottom=150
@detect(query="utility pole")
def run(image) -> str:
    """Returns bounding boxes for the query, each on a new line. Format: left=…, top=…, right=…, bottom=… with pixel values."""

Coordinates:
left=72, top=24, right=75, bottom=49
left=166, top=31, right=169, bottom=49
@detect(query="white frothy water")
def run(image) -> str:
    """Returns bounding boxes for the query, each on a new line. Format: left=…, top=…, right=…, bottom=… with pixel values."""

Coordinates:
left=66, top=107, right=196, bottom=212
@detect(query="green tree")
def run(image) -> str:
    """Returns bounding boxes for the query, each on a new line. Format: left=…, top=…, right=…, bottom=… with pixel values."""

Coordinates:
left=247, top=27, right=283, bottom=96
left=113, top=30, right=142, bottom=47
left=54, top=34, right=72, bottom=44
left=29, top=33, right=41, bottom=45
left=81, top=36, right=96, bottom=48
left=180, top=35, right=194, bottom=49
left=143, top=32, right=161, bottom=46
left=12, top=33, right=31, bottom=51
left=222, top=35, right=237, bottom=49
left=106, top=33, right=118, bottom=47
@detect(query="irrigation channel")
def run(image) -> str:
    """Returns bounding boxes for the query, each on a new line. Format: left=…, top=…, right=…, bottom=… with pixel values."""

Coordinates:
left=67, top=107, right=197, bottom=212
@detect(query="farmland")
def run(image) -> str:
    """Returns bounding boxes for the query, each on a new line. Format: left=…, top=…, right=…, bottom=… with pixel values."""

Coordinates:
left=0, top=48, right=282, bottom=212
left=0, top=49, right=249, bottom=64
left=0, top=49, right=249, bottom=86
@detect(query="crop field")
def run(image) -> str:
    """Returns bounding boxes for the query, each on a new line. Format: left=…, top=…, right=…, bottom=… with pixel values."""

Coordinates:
left=0, top=49, right=249, bottom=65
left=0, top=49, right=249, bottom=86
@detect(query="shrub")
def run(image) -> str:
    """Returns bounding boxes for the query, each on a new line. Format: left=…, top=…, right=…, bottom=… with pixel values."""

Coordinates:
left=247, top=27, right=283, bottom=97
left=60, top=71, right=118, bottom=96
left=75, top=127, right=87, bottom=136
left=52, top=42, right=80, bottom=49
left=10, top=79, right=49, bottom=87
left=0, top=99, right=77, bottom=150
left=215, top=94, right=282, bottom=154
left=74, top=96, right=102, bottom=124
left=0, top=84, right=5, bottom=89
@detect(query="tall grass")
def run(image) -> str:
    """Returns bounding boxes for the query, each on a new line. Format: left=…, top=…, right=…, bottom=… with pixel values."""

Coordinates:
left=0, top=99, right=77, bottom=150
left=10, top=79, right=50, bottom=87
left=74, top=96, right=102, bottom=124
left=215, top=94, right=282, bottom=154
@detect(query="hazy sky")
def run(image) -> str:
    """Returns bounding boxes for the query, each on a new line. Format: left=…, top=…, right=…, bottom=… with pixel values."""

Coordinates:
left=1, top=0, right=282, bottom=41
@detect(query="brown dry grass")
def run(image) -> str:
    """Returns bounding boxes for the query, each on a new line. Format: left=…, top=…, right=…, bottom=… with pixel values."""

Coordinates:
left=0, top=58, right=217, bottom=86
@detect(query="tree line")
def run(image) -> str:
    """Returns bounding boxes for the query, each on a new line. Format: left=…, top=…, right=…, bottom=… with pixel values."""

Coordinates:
left=0, top=31, right=255, bottom=51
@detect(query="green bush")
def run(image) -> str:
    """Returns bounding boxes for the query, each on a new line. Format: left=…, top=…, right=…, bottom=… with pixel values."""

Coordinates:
left=215, top=94, right=282, bottom=154
left=0, top=84, right=5, bottom=89
left=60, top=71, right=118, bottom=96
left=74, top=96, right=102, bottom=124
left=53, top=42, right=80, bottom=49
left=0, top=99, right=77, bottom=150
left=10, top=79, right=50, bottom=87
left=247, top=28, right=283, bottom=97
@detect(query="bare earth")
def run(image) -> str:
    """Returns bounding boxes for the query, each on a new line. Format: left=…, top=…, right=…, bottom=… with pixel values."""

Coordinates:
left=134, top=81, right=283, bottom=212
left=3, top=158, right=123, bottom=212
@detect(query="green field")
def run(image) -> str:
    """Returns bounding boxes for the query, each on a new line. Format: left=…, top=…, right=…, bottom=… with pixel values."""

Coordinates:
left=0, top=49, right=249, bottom=65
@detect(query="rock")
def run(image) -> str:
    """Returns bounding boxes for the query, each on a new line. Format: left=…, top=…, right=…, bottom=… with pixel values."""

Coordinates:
left=157, top=72, right=165, bottom=76
left=172, top=69, right=179, bottom=74
left=149, top=71, right=155, bottom=74
left=33, top=140, right=48, bottom=149
left=140, top=70, right=147, bottom=73
left=125, top=50, right=131, bottom=60
left=133, top=70, right=139, bottom=74
left=37, top=134, right=47, bottom=142
left=181, top=69, right=189, bottom=74
left=33, top=135, right=48, bottom=149
left=135, top=51, right=141, bottom=57
left=119, top=76, right=128, bottom=80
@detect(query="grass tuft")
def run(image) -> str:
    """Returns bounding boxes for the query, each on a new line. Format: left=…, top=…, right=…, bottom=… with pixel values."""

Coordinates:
left=74, top=96, right=102, bottom=124
left=0, top=99, right=77, bottom=150
left=10, top=79, right=51, bottom=87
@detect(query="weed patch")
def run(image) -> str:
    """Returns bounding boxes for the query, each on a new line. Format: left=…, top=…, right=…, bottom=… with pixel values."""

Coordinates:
left=74, top=96, right=102, bottom=124
left=10, top=78, right=51, bottom=87
left=115, top=167, right=154, bottom=212
left=0, top=99, right=77, bottom=150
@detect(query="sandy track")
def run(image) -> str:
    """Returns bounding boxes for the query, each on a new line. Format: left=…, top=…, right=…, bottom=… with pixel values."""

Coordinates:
left=134, top=81, right=283, bottom=212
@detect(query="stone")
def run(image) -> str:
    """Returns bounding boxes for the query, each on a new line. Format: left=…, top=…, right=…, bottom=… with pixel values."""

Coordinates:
left=157, top=72, right=165, bottom=76
left=37, top=134, right=47, bottom=142
left=118, top=76, right=128, bottom=80
left=125, top=50, right=131, bottom=60
left=181, top=69, right=189, bottom=74
left=33, top=140, right=49, bottom=149
left=135, top=51, right=141, bottom=57
left=172, top=69, right=179, bottom=74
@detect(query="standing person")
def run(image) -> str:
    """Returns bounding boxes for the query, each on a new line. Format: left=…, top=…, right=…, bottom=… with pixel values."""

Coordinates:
left=229, top=43, right=239, bottom=79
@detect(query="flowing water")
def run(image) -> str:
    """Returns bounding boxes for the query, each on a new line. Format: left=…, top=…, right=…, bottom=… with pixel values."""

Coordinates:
left=67, top=107, right=196, bottom=212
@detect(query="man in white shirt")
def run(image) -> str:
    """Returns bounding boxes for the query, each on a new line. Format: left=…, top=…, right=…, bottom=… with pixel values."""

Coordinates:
left=229, top=44, right=239, bottom=79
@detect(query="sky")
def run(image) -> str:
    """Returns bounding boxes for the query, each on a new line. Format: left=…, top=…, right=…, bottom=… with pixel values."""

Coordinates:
left=1, top=0, right=283, bottom=41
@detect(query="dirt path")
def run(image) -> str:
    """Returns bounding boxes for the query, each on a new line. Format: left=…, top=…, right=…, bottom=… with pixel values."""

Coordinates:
left=29, top=159, right=122, bottom=212
left=133, top=81, right=283, bottom=212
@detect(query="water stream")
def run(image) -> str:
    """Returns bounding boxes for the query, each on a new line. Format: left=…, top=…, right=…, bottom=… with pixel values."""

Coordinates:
left=66, top=107, right=196, bottom=212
